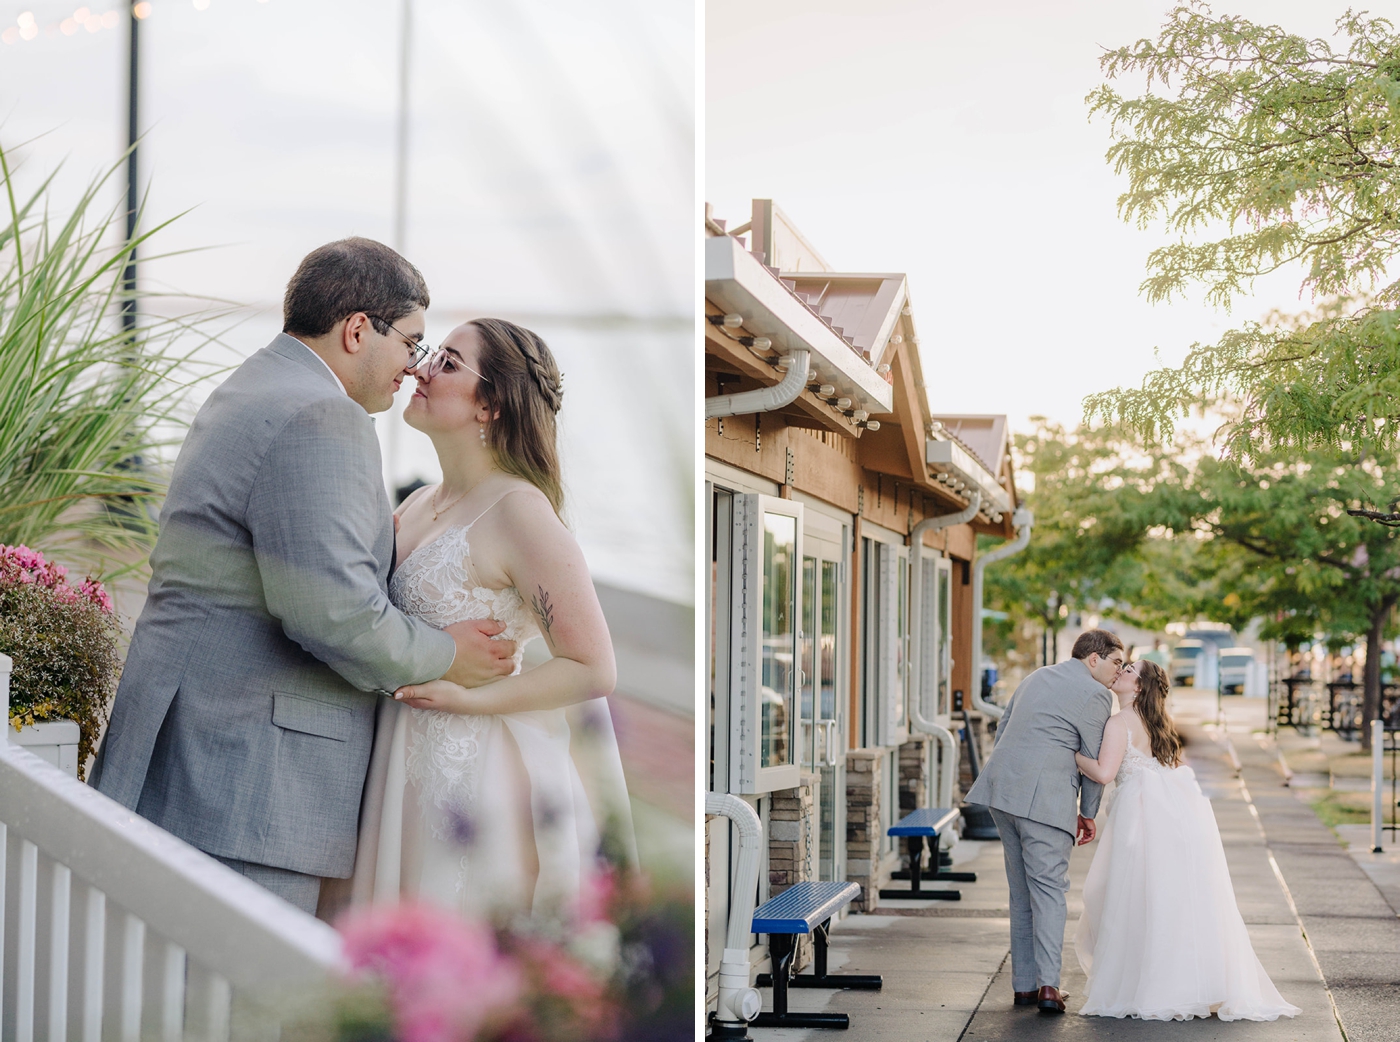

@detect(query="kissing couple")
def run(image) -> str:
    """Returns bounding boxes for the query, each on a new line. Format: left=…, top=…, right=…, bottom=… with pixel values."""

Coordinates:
left=967, top=628, right=1299, bottom=1021
left=90, top=237, right=632, bottom=920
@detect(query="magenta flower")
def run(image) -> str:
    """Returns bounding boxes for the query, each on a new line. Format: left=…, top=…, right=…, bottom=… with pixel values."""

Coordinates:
left=340, top=903, right=522, bottom=1042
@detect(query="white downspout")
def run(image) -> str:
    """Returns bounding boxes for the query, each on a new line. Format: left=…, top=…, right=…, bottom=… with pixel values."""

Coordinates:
left=908, top=493, right=981, bottom=811
left=705, top=350, right=811, bottom=419
left=970, top=509, right=1033, bottom=720
left=705, top=792, right=763, bottom=1028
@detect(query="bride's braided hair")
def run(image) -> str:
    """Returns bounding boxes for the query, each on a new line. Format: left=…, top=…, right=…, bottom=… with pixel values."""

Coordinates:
left=469, top=318, right=565, bottom=516
left=1132, top=660, right=1182, bottom=767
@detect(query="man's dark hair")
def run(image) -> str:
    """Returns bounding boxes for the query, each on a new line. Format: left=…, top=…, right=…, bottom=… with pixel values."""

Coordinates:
left=282, top=237, right=429, bottom=338
left=1071, top=628, right=1124, bottom=661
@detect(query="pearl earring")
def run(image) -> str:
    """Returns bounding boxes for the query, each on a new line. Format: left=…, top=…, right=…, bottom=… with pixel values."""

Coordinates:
left=479, top=424, right=486, bottom=444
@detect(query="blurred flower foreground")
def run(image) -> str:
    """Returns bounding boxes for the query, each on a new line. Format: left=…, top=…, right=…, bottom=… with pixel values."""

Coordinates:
left=291, top=868, right=691, bottom=1042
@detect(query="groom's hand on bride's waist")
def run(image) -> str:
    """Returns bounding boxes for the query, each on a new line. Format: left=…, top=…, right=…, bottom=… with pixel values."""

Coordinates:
left=441, top=618, right=517, bottom=687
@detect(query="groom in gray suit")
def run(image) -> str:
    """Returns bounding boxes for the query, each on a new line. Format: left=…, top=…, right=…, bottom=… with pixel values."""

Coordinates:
left=91, top=239, right=515, bottom=913
left=965, top=628, right=1122, bottom=1013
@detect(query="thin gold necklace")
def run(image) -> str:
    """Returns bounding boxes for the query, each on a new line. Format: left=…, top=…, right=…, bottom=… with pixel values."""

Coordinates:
left=432, top=475, right=483, bottom=521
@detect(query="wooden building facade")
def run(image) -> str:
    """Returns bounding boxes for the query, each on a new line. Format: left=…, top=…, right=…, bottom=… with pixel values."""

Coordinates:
left=703, top=201, right=1022, bottom=1010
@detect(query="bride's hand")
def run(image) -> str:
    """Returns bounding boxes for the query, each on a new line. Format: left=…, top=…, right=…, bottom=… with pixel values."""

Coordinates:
left=394, top=679, right=474, bottom=713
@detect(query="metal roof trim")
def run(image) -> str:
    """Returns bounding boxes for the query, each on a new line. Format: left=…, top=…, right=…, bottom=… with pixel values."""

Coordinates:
left=706, top=235, right=894, bottom=414
left=925, top=438, right=1013, bottom=515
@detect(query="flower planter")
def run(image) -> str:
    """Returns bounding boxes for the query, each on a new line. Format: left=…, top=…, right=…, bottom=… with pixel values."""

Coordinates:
left=10, top=718, right=80, bottom=777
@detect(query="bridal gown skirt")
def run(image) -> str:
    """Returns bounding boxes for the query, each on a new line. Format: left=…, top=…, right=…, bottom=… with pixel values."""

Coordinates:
left=1074, top=761, right=1300, bottom=1021
left=347, top=695, right=635, bottom=920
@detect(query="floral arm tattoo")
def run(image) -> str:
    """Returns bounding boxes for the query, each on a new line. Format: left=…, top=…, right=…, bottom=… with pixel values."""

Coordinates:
left=530, top=585, right=556, bottom=645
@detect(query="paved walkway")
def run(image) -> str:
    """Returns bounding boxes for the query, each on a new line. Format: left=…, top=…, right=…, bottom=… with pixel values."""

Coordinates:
left=751, top=689, right=1400, bottom=1041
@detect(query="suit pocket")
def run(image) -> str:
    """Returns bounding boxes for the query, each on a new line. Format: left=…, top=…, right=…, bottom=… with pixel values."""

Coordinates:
left=272, top=690, right=352, bottom=742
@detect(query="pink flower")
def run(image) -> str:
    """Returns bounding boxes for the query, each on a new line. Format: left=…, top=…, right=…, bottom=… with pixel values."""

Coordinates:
left=78, top=578, right=114, bottom=614
left=340, top=903, right=522, bottom=1042
left=573, top=865, right=617, bottom=924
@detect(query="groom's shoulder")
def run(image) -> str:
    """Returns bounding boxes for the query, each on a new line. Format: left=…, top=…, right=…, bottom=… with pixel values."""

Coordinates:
left=208, top=342, right=359, bottom=433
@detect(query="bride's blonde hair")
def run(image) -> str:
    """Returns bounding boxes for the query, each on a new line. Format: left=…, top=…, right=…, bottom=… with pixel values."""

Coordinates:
left=1131, top=660, right=1182, bottom=767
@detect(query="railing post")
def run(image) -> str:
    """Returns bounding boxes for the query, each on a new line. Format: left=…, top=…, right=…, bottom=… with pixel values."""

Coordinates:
left=1373, top=719, right=1385, bottom=853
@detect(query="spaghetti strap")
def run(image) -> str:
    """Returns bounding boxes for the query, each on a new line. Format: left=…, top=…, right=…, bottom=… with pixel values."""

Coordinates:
left=462, top=488, right=530, bottom=529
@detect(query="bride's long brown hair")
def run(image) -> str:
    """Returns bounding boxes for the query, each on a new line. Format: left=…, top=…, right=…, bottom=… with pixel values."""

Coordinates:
left=1131, top=660, right=1182, bottom=768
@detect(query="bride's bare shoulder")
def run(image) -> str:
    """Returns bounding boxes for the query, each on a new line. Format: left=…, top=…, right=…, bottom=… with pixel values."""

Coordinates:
left=1103, top=712, right=1130, bottom=735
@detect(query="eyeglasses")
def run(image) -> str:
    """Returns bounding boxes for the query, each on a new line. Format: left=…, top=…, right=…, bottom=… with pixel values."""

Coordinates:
left=420, top=348, right=491, bottom=384
left=366, top=315, right=430, bottom=369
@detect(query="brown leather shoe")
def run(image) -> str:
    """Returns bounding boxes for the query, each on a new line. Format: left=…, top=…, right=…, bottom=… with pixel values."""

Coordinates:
left=1014, top=991, right=1037, bottom=1006
left=1037, top=985, right=1067, bottom=1014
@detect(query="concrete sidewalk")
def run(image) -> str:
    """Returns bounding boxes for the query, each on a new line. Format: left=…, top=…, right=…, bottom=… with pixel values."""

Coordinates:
left=751, top=689, right=1377, bottom=1041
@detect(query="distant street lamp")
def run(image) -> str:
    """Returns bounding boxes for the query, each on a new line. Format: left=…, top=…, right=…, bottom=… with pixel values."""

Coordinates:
left=123, top=2, right=146, bottom=334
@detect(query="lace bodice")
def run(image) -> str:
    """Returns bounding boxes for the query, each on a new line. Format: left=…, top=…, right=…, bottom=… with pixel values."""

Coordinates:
left=1115, top=727, right=1164, bottom=785
left=390, top=523, right=540, bottom=661
left=389, top=522, right=541, bottom=837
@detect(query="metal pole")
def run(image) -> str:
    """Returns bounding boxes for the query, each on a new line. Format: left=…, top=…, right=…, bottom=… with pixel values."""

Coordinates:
left=386, top=0, right=413, bottom=496
left=1373, top=718, right=1385, bottom=852
left=392, top=0, right=412, bottom=254
left=123, top=3, right=140, bottom=333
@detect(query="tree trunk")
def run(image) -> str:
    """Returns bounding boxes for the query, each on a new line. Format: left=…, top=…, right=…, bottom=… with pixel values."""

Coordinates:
left=1362, top=598, right=1396, bottom=752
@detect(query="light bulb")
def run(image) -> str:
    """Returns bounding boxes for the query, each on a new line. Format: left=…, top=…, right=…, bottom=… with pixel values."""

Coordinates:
left=814, top=383, right=835, bottom=397
left=835, top=397, right=852, bottom=410
left=100, top=10, right=119, bottom=26
left=876, top=363, right=891, bottom=374
left=17, top=12, right=35, bottom=28
left=60, top=17, right=77, bottom=33
left=133, top=2, right=152, bottom=19
left=722, top=313, right=743, bottom=328
left=852, top=410, right=869, bottom=422
left=73, top=6, right=90, bottom=19
left=751, top=336, right=771, bottom=350
left=865, top=420, right=881, bottom=432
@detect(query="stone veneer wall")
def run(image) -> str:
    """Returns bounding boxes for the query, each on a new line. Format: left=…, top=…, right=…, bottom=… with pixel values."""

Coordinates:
left=897, top=736, right=932, bottom=873
left=768, top=775, right=817, bottom=969
left=845, top=749, right=884, bottom=911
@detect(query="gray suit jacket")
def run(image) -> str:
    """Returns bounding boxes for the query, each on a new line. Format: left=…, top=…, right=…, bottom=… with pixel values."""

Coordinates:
left=964, top=658, right=1113, bottom=837
left=91, top=335, right=457, bottom=877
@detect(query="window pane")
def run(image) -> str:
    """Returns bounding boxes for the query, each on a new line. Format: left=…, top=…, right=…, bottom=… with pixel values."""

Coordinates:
left=762, top=512, right=796, bottom=768
left=820, top=560, right=838, bottom=721
left=938, top=566, right=952, bottom=716
left=800, top=556, right=817, bottom=767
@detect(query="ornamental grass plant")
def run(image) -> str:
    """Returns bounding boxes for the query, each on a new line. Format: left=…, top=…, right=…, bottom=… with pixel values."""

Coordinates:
left=0, top=139, right=222, bottom=579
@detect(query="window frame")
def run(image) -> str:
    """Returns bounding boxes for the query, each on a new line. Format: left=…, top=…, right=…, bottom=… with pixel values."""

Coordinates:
left=727, top=493, right=804, bottom=794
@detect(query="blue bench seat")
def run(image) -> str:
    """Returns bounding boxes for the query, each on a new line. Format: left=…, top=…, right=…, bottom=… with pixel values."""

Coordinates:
left=880, top=807, right=974, bottom=901
left=749, top=880, right=881, bottom=1031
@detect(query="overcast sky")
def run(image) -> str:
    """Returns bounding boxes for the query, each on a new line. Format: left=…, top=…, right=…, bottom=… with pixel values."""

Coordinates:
left=1, top=0, right=694, bottom=603
left=707, top=0, right=1362, bottom=439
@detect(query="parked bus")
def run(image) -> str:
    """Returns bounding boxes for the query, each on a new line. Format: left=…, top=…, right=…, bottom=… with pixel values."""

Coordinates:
left=1218, top=647, right=1255, bottom=695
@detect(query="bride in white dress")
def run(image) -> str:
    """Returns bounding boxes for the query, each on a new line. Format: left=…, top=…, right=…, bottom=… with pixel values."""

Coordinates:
left=1072, top=659, right=1299, bottom=1022
left=347, top=317, right=633, bottom=920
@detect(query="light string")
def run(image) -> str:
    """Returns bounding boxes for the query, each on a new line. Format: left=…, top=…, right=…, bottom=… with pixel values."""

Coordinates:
left=3, top=0, right=270, bottom=45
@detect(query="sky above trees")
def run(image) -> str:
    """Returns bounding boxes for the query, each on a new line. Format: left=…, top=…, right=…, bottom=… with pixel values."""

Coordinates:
left=706, top=0, right=1367, bottom=434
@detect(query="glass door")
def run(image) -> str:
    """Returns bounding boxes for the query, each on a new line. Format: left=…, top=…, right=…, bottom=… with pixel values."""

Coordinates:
left=804, top=527, right=846, bottom=883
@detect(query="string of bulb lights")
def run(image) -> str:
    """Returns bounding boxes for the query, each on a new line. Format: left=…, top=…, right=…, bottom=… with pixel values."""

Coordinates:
left=2, top=0, right=269, bottom=44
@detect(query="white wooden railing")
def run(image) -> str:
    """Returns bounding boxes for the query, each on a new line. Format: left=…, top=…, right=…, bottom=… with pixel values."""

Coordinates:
left=0, top=652, right=345, bottom=1041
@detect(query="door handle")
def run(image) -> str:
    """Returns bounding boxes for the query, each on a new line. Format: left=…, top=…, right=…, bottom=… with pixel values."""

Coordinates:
left=820, top=719, right=839, bottom=767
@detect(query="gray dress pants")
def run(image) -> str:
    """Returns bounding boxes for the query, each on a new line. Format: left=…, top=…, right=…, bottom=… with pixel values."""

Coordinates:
left=989, top=808, right=1074, bottom=991
left=214, top=855, right=322, bottom=915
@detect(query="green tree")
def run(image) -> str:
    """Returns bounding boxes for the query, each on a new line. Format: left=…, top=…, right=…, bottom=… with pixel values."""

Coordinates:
left=1083, top=5, right=1400, bottom=472
left=983, top=420, right=1202, bottom=657
left=1161, top=448, right=1400, bottom=746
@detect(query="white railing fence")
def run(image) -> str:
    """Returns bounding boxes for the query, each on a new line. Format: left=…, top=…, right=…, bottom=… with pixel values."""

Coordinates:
left=1, top=652, right=345, bottom=1041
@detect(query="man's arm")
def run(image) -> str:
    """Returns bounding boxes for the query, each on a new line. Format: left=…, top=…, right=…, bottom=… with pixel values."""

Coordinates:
left=247, top=397, right=457, bottom=692
left=1074, top=691, right=1114, bottom=821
